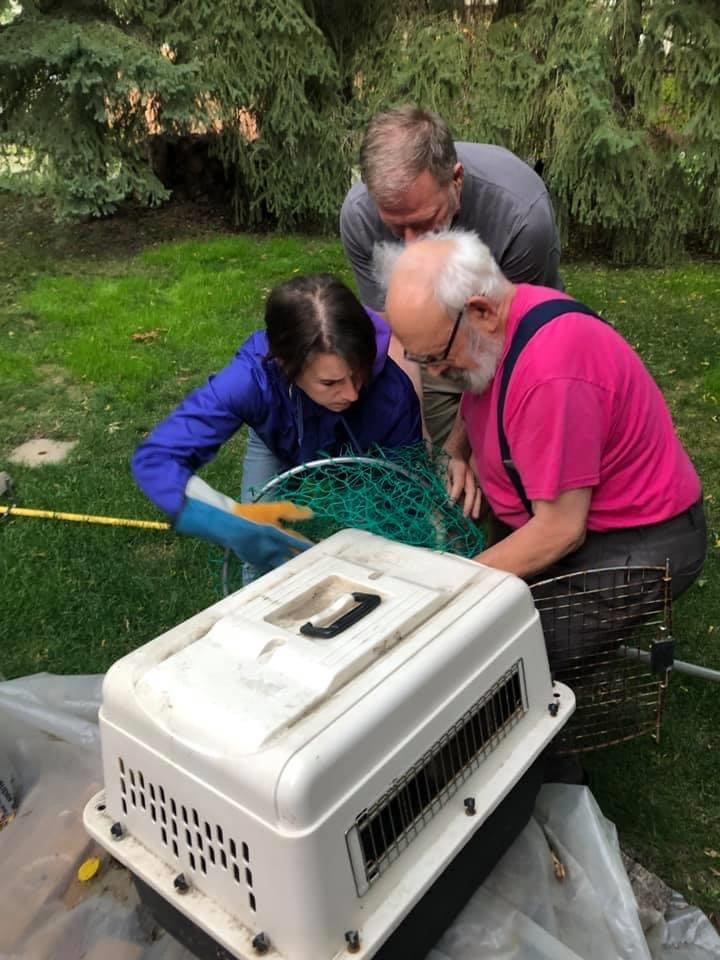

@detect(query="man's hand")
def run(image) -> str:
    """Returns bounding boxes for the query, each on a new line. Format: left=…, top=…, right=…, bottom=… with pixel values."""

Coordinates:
left=473, top=487, right=592, bottom=577
left=442, top=412, right=481, bottom=518
left=446, top=456, right=482, bottom=519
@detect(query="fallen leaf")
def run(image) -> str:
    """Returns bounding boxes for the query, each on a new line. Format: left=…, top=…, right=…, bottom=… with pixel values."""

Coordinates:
left=131, top=329, right=167, bottom=343
left=77, top=857, right=102, bottom=882
left=705, top=849, right=719, bottom=859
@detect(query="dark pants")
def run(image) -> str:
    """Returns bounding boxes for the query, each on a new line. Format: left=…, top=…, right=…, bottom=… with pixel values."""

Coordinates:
left=528, top=500, right=706, bottom=767
left=492, top=500, right=707, bottom=672
left=531, top=498, right=707, bottom=600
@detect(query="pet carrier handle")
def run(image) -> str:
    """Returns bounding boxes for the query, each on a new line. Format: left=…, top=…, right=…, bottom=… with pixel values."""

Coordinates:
left=300, top=592, right=381, bottom=639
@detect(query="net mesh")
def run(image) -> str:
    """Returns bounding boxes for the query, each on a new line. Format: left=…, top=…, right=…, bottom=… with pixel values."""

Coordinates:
left=217, top=444, right=487, bottom=595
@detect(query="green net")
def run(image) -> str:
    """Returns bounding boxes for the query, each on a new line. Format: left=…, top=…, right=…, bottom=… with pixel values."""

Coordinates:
left=218, top=444, right=487, bottom=595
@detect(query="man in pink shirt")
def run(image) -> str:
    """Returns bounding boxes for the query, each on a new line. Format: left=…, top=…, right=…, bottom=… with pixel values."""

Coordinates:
left=377, top=229, right=706, bottom=599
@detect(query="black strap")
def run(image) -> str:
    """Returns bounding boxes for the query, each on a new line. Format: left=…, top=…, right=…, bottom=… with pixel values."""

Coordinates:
left=497, top=298, right=603, bottom=516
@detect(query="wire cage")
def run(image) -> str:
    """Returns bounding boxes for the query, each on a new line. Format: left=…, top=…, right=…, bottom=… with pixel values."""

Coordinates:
left=531, top=564, right=674, bottom=755
left=219, top=446, right=487, bottom=597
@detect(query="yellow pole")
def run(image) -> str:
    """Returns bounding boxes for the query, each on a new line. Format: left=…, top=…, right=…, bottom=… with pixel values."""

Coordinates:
left=0, top=505, right=170, bottom=530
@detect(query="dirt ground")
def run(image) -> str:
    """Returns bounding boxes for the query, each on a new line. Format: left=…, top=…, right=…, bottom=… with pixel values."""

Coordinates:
left=0, top=193, right=236, bottom=265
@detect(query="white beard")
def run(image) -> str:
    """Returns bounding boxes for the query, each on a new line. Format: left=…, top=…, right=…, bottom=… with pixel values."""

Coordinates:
left=437, top=329, right=503, bottom=394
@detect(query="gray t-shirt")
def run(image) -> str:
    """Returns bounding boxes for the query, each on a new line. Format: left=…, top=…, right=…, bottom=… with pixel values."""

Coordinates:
left=340, top=142, right=562, bottom=311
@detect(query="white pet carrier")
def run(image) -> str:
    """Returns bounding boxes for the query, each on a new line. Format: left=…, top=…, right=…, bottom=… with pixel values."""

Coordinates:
left=84, top=530, right=574, bottom=960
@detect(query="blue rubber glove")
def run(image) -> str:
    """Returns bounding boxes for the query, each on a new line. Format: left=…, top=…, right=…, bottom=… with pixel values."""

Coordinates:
left=174, top=477, right=312, bottom=570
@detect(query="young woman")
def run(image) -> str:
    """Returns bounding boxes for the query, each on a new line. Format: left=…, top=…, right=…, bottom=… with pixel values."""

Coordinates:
left=132, top=273, right=422, bottom=571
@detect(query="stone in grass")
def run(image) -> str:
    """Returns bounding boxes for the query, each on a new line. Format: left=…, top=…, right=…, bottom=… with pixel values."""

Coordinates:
left=8, top=439, right=78, bottom=467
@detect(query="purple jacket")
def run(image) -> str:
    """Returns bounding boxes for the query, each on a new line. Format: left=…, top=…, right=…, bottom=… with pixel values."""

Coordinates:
left=132, top=309, right=422, bottom=516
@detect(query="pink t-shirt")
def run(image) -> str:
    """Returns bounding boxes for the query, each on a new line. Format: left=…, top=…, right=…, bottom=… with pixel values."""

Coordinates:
left=461, top=284, right=701, bottom=531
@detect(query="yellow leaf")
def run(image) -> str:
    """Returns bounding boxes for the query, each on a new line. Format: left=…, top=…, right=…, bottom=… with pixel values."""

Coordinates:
left=78, top=856, right=102, bottom=881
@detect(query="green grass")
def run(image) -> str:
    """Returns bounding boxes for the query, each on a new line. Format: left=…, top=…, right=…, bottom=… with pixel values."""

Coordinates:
left=0, top=193, right=719, bottom=916
left=0, top=197, right=354, bottom=679
left=17, top=235, right=348, bottom=402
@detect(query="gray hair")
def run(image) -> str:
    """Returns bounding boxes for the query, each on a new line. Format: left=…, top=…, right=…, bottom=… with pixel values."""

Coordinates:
left=373, top=228, right=510, bottom=310
left=359, top=105, right=457, bottom=203
left=432, top=229, right=509, bottom=309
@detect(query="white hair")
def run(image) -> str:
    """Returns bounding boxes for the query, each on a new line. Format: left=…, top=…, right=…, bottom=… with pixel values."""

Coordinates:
left=431, top=228, right=508, bottom=309
left=372, top=240, right=405, bottom=295
left=372, top=228, right=509, bottom=311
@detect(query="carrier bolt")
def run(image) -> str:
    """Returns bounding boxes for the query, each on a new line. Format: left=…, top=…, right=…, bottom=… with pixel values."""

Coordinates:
left=345, top=930, right=361, bottom=953
left=110, top=821, right=124, bottom=839
left=252, top=932, right=270, bottom=954
left=173, top=873, right=190, bottom=894
left=463, top=797, right=477, bottom=816
left=548, top=701, right=559, bottom=717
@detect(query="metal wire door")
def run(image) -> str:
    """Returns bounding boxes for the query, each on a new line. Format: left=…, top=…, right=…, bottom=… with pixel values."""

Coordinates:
left=531, top=565, right=674, bottom=755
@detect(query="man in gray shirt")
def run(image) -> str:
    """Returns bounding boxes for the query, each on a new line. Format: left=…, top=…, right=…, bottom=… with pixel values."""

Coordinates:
left=340, top=105, right=562, bottom=444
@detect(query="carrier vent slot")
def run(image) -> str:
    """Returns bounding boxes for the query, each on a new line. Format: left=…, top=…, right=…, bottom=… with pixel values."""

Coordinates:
left=117, top=760, right=257, bottom=911
left=347, top=661, right=527, bottom=895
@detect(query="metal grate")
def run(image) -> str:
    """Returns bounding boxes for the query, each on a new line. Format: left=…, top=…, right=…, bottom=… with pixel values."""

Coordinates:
left=346, top=661, right=527, bottom=895
left=531, top=565, right=673, bottom=755
left=118, top=760, right=256, bottom=912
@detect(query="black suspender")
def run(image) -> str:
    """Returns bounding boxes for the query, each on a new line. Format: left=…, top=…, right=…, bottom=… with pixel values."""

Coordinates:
left=497, top=298, right=603, bottom=516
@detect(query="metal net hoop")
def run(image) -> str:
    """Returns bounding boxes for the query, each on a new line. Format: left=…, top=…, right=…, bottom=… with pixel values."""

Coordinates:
left=219, top=445, right=486, bottom=596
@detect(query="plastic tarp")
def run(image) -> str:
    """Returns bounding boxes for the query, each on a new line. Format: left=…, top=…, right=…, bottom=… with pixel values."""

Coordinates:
left=0, top=674, right=718, bottom=960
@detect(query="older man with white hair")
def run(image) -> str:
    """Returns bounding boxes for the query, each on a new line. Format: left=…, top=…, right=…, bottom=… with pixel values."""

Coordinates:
left=341, top=105, right=562, bottom=445
left=377, top=229, right=706, bottom=592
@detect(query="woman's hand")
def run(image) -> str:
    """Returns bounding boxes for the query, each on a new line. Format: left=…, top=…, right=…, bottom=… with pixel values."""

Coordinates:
left=446, top=456, right=482, bottom=519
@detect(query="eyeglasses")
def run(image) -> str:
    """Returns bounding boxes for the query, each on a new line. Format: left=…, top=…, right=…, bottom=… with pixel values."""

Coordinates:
left=403, top=307, right=463, bottom=365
